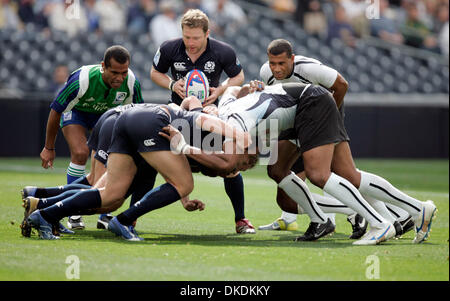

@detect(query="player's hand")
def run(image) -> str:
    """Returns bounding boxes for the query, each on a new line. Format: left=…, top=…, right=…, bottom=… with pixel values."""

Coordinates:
left=202, top=104, right=219, bottom=116
left=181, top=196, right=206, bottom=211
left=249, top=80, right=264, bottom=93
left=40, top=147, right=55, bottom=169
left=159, top=125, right=188, bottom=154
left=203, top=86, right=223, bottom=107
left=174, top=79, right=186, bottom=100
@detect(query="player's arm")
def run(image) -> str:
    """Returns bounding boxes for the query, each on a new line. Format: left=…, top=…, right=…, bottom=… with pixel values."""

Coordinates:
left=40, top=70, right=80, bottom=169
left=150, top=66, right=185, bottom=100
left=132, top=78, right=144, bottom=104
left=151, top=44, right=186, bottom=99
left=301, top=64, right=347, bottom=108
left=204, top=70, right=244, bottom=106
left=328, top=72, right=348, bottom=109
left=159, top=126, right=245, bottom=175
left=40, top=109, right=61, bottom=169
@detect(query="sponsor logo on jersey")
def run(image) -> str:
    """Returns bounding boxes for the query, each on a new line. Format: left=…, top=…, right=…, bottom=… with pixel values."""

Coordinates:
left=174, top=62, right=187, bottom=71
left=204, top=61, right=215, bottom=73
left=85, top=97, right=95, bottom=102
left=144, top=139, right=155, bottom=147
left=113, top=92, right=127, bottom=104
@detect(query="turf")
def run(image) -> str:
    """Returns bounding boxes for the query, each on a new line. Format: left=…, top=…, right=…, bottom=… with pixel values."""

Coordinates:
left=0, top=158, right=448, bottom=281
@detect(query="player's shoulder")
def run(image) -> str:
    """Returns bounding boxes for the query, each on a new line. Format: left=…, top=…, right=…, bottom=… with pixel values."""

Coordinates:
left=208, top=37, right=237, bottom=56
left=159, top=38, right=184, bottom=53
left=208, top=37, right=234, bottom=50
left=293, top=55, right=322, bottom=65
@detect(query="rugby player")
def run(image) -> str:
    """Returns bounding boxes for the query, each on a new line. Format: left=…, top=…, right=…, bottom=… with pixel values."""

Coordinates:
left=40, top=45, right=143, bottom=230
left=150, top=9, right=252, bottom=233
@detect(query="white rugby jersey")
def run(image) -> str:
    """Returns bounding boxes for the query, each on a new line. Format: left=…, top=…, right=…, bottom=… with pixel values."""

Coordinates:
left=259, top=55, right=338, bottom=88
left=218, top=83, right=310, bottom=138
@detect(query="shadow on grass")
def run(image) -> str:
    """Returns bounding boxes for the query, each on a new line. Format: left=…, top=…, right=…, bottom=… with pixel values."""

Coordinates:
left=64, top=229, right=363, bottom=249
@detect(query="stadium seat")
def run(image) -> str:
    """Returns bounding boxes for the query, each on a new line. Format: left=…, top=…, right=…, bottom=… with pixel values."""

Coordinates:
left=0, top=7, right=447, bottom=96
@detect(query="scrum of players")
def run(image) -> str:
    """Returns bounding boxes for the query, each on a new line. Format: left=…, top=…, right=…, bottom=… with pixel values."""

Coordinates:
left=19, top=9, right=436, bottom=246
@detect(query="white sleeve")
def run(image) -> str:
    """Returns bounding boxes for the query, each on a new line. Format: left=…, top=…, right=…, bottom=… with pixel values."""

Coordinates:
left=259, top=63, right=272, bottom=84
left=299, top=64, right=338, bottom=88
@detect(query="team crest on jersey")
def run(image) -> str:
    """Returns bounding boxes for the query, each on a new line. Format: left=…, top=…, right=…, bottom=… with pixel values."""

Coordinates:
left=204, top=61, right=215, bottom=73
left=174, top=62, right=187, bottom=71
left=113, top=92, right=127, bottom=104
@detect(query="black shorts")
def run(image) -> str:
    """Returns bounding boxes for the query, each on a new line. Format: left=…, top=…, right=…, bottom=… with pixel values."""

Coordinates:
left=295, top=91, right=350, bottom=154
left=87, top=109, right=119, bottom=165
left=108, top=106, right=172, bottom=160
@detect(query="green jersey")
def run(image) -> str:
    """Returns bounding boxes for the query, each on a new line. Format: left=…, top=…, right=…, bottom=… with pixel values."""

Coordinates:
left=50, top=64, right=143, bottom=114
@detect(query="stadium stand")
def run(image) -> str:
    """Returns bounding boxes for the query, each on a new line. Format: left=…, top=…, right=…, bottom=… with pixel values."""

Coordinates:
left=0, top=0, right=448, bottom=97
left=0, top=0, right=448, bottom=159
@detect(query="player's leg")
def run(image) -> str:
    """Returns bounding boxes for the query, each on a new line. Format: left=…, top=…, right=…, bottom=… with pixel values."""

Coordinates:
left=304, top=143, right=394, bottom=245
left=111, top=151, right=194, bottom=241
left=332, top=141, right=436, bottom=243
left=62, top=124, right=90, bottom=183
left=268, top=141, right=334, bottom=241
left=223, top=172, right=255, bottom=234
left=358, top=168, right=437, bottom=243
left=27, top=153, right=136, bottom=240
left=62, top=123, right=91, bottom=229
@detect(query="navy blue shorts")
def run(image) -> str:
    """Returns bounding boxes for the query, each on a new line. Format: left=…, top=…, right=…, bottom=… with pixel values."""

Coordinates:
left=60, top=108, right=102, bottom=130
left=108, top=106, right=172, bottom=158
left=87, top=109, right=119, bottom=165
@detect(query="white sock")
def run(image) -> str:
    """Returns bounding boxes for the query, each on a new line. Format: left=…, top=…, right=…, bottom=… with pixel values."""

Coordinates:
left=359, top=170, right=422, bottom=218
left=323, top=173, right=387, bottom=228
left=312, top=193, right=355, bottom=216
left=361, top=193, right=396, bottom=224
left=385, top=203, right=411, bottom=222
left=278, top=172, right=328, bottom=224
left=280, top=211, right=297, bottom=223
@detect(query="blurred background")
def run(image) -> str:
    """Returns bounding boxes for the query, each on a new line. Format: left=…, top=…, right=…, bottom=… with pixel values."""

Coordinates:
left=0, top=0, right=448, bottom=158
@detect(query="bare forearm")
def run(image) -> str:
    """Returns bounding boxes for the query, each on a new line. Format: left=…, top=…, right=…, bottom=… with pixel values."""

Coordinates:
left=45, top=109, right=61, bottom=149
left=150, top=67, right=172, bottom=90
left=186, top=151, right=235, bottom=175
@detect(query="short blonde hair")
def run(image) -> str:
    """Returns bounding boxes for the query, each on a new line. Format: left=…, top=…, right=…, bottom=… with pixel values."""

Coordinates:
left=181, top=9, right=209, bottom=33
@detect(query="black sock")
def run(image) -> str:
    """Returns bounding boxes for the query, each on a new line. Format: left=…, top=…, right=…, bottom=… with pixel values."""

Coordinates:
left=37, top=190, right=82, bottom=209
left=117, top=183, right=180, bottom=226
left=71, top=175, right=91, bottom=186
left=224, top=174, right=245, bottom=222
left=40, top=189, right=102, bottom=224
left=35, top=183, right=91, bottom=198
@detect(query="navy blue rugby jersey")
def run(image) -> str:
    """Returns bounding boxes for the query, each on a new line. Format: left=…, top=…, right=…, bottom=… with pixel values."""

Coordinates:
left=153, top=37, right=242, bottom=105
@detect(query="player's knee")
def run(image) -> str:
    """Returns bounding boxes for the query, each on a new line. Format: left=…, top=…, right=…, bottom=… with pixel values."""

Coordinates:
left=267, top=165, right=289, bottom=183
left=305, top=169, right=329, bottom=188
left=174, top=180, right=194, bottom=198
left=70, top=146, right=90, bottom=164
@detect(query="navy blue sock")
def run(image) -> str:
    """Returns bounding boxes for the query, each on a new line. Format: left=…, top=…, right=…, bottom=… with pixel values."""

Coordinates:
left=117, top=183, right=181, bottom=226
left=71, top=175, right=91, bottom=186
left=34, top=183, right=91, bottom=198
left=40, top=189, right=102, bottom=224
left=37, top=190, right=82, bottom=209
left=224, top=174, right=245, bottom=222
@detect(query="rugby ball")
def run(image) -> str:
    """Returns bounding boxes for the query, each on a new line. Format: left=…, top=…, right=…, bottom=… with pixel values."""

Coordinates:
left=185, top=69, right=209, bottom=103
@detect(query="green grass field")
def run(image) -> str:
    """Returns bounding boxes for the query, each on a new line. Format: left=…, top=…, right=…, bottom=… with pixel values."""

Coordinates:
left=0, top=158, right=448, bottom=281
